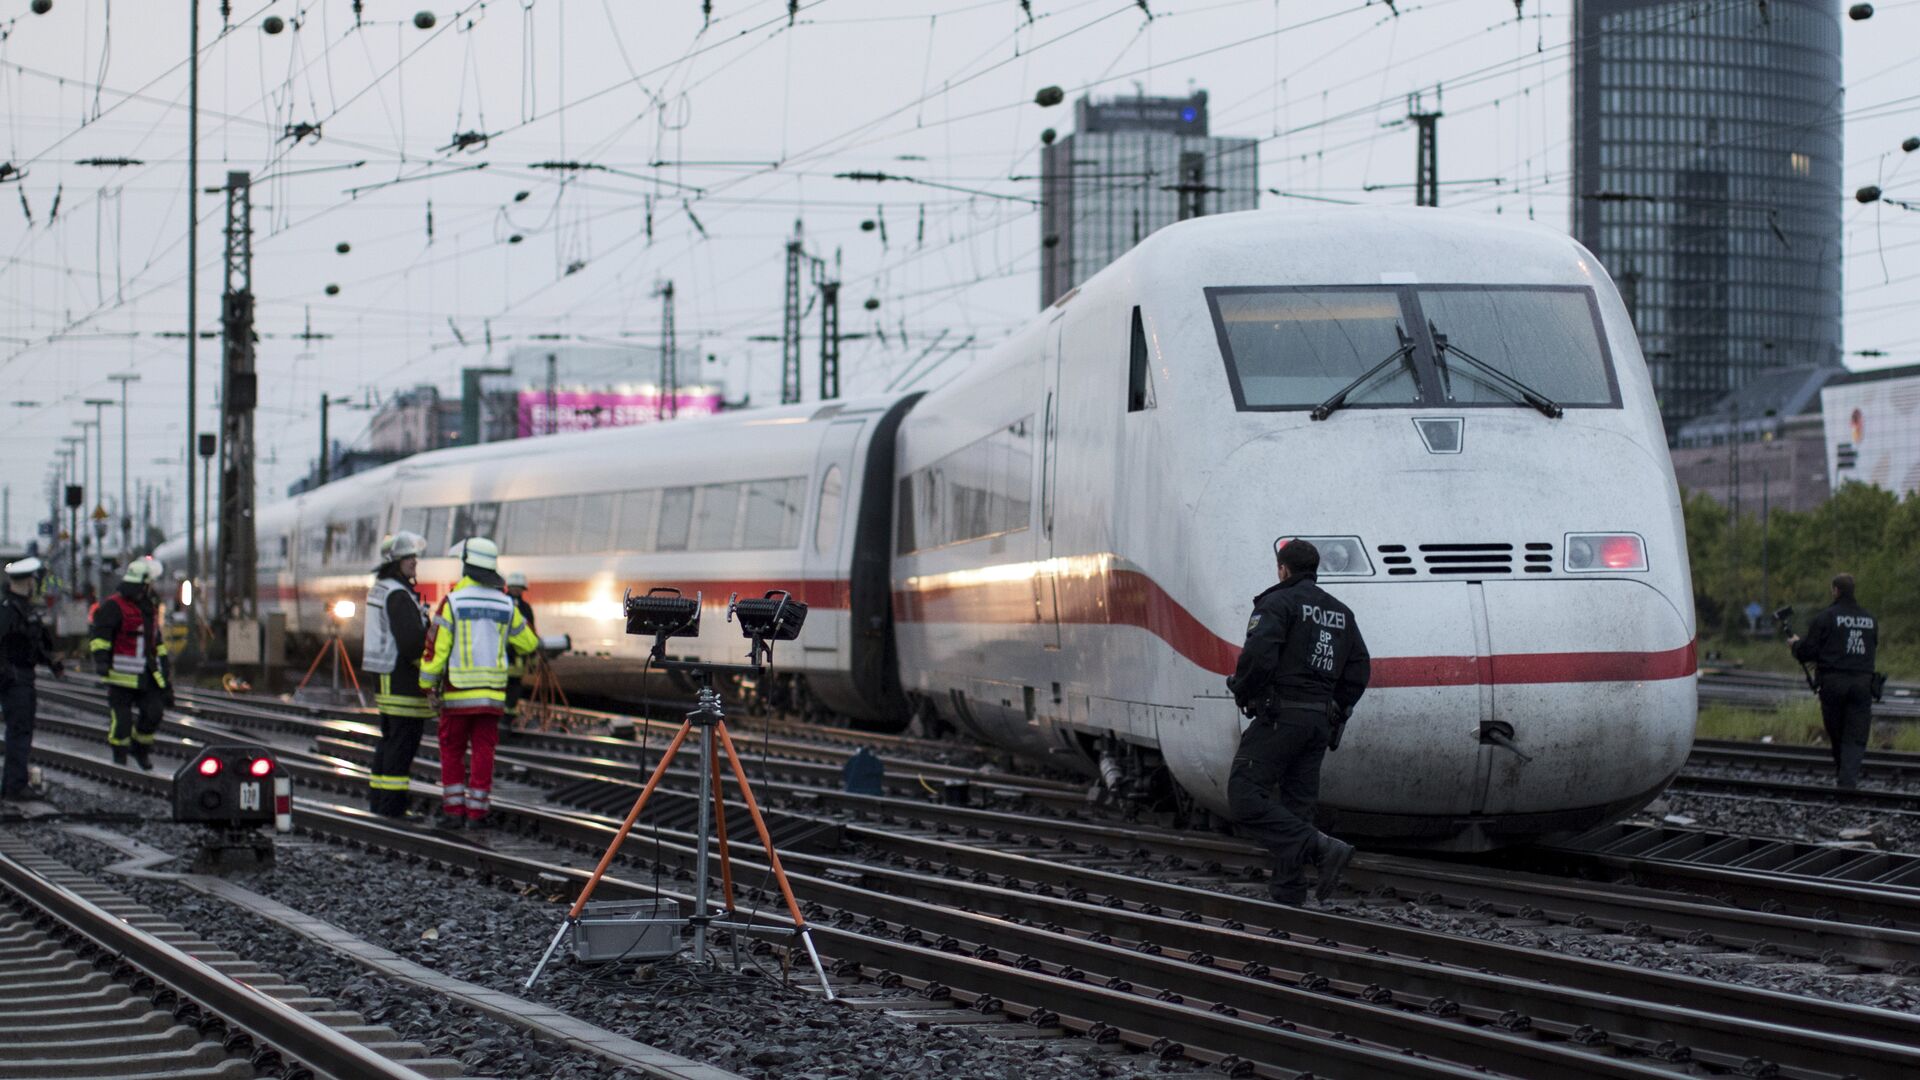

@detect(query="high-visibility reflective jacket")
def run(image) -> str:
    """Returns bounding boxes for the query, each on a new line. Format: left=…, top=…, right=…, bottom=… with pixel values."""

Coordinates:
left=419, top=576, right=538, bottom=714
left=364, top=572, right=434, bottom=719
left=87, top=585, right=169, bottom=690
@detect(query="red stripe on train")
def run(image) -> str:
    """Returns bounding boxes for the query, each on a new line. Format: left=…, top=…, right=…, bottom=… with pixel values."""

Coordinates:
left=272, top=568, right=1696, bottom=687
left=893, top=565, right=1695, bottom=684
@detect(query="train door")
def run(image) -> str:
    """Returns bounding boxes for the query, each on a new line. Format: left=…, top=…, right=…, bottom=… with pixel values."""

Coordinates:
left=1035, top=320, right=1064, bottom=650
left=802, top=420, right=866, bottom=655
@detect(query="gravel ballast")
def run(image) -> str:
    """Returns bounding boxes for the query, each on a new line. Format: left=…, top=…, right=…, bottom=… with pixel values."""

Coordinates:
left=19, top=789, right=1190, bottom=1080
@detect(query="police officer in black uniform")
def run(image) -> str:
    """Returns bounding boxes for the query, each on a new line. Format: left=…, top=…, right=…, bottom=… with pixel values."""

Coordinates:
left=1790, top=573, right=1879, bottom=789
left=1226, top=538, right=1371, bottom=904
left=0, top=557, right=63, bottom=802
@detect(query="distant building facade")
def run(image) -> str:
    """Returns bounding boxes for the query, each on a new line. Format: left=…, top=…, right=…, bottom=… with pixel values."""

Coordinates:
left=1820, top=365, right=1920, bottom=497
left=1670, top=366, right=1840, bottom=513
left=1571, top=0, right=1842, bottom=436
left=1039, top=91, right=1258, bottom=307
left=367, top=385, right=461, bottom=456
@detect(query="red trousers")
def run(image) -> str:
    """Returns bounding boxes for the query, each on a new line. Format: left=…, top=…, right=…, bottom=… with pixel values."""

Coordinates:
left=438, top=709, right=500, bottom=819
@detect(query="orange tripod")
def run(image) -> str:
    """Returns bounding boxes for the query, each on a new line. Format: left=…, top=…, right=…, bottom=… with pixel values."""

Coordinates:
left=524, top=670, right=833, bottom=997
left=294, top=624, right=364, bottom=707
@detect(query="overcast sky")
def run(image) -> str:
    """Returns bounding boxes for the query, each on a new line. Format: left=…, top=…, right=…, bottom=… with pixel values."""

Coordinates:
left=1, top=0, right=1915, bottom=541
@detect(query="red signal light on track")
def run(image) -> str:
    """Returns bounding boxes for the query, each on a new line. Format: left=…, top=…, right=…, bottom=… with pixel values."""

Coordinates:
left=197, top=757, right=222, bottom=777
left=249, top=757, right=274, bottom=778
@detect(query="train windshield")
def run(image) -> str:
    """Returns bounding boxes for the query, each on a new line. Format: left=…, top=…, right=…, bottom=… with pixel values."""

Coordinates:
left=1209, top=288, right=1423, bottom=409
left=1209, top=284, right=1617, bottom=412
left=1419, top=287, right=1614, bottom=408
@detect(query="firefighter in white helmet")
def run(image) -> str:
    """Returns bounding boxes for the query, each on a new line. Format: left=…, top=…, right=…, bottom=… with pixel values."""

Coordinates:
left=362, top=531, right=432, bottom=819
left=419, top=538, right=537, bottom=828
left=86, top=557, right=170, bottom=769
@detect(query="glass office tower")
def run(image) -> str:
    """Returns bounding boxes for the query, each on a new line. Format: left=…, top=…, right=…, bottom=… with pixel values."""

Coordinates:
left=1039, top=92, right=1258, bottom=308
left=1572, top=0, right=1842, bottom=436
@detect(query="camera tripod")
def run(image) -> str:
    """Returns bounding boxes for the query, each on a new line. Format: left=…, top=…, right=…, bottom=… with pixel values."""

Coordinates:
left=524, top=658, right=833, bottom=998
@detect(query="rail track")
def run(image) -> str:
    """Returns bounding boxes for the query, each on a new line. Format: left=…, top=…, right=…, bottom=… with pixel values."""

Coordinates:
left=43, top=679, right=1920, bottom=938
left=1698, top=666, right=1920, bottom=718
left=0, top=832, right=437, bottom=1080
left=27, top=684, right=1920, bottom=1079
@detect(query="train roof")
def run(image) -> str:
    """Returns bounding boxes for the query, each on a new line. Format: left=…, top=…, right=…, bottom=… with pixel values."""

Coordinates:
left=1091, top=207, right=1609, bottom=295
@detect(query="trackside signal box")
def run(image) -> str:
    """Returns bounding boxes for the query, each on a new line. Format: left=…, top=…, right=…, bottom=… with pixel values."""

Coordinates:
left=172, top=746, right=291, bottom=833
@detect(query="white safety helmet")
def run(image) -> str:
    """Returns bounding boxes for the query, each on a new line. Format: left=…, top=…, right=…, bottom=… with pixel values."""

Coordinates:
left=505, top=571, right=528, bottom=590
left=123, top=556, right=162, bottom=585
left=453, top=536, right=499, bottom=571
left=389, top=530, right=427, bottom=560
left=4, top=556, right=42, bottom=578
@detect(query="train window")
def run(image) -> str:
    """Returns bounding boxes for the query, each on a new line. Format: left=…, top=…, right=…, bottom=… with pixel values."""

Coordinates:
left=1416, top=287, right=1617, bottom=408
left=576, top=495, right=616, bottom=553
left=353, top=516, right=379, bottom=565
left=421, top=507, right=450, bottom=555
left=1208, top=288, right=1421, bottom=410
left=897, top=418, right=1033, bottom=554
left=744, top=478, right=804, bottom=550
left=501, top=499, right=544, bottom=556
left=895, top=476, right=915, bottom=554
left=541, top=496, right=581, bottom=556
left=397, top=508, right=428, bottom=545
left=454, top=502, right=502, bottom=543
left=615, top=490, right=659, bottom=553
left=815, top=466, right=846, bottom=555
left=694, top=484, right=743, bottom=551
left=658, top=488, right=694, bottom=551
left=1127, top=307, right=1155, bottom=412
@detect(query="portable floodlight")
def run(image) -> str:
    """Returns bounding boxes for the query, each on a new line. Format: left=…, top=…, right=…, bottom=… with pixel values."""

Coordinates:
left=624, top=587, right=701, bottom=639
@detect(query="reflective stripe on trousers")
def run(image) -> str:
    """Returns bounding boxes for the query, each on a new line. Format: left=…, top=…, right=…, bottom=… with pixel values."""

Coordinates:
left=367, top=774, right=412, bottom=791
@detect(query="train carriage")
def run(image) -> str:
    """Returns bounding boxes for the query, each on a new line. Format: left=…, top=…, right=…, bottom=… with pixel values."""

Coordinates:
left=892, top=208, right=1695, bottom=848
left=160, top=208, right=1697, bottom=851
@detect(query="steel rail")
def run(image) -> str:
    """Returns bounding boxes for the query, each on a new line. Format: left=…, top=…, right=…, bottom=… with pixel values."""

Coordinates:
left=38, top=684, right=1920, bottom=956
left=1691, top=737, right=1920, bottom=780
left=0, top=848, right=428, bottom=1080
left=38, top=735, right=1920, bottom=1080
left=41, top=684, right=1920, bottom=955
left=1672, top=770, right=1920, bottom=813
left=75, top=679, right=1086, bottom=805
left=26, top=722, right=1920, bottom=1068
left=24, top=744, right=1505, bottom=1079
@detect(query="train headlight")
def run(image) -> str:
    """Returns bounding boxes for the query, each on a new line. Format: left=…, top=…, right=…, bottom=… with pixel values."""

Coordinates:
left=1565, top=533, right=1647, bottom=573
left=1281, top=536, right=1374, bottom=577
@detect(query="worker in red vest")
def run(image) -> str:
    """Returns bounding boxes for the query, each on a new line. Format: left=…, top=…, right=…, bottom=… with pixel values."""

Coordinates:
left=86, top=557, right=171, bottom=770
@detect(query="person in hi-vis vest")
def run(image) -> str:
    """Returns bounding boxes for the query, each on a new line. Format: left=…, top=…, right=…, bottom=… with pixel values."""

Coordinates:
left=362, top=530, right=432, bottom=819
left=87, top=557, right=171, bottom=770
left=419, top=538, right=538, bottom=829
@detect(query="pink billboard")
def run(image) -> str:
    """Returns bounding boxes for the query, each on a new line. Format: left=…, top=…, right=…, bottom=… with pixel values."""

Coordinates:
left=517, top=389, right=723, bottom=437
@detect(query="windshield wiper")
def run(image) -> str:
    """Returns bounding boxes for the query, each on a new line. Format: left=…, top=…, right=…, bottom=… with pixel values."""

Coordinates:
left=1310, top=327, right=1418, bottom=421
left=1429, top=325, right=1564, bottom=419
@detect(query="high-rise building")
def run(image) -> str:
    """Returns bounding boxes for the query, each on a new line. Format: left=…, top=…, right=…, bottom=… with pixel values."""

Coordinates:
left=1039, top=91, right=1258, bottom=307
left=1571, top=0, right=1842, bottom=436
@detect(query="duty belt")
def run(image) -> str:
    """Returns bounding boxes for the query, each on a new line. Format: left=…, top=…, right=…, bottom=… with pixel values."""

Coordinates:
left=1261, top=697, right=1334, bottom=717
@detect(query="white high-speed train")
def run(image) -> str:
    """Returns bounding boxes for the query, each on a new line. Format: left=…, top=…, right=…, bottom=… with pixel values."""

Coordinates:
left=159, top=209, right=1697, bottom=850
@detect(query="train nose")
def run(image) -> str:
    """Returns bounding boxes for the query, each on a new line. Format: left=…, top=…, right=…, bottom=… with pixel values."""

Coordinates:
left=1310, top=577, right=1695, bottom=847
left=1472, top=578, right=1696, bottom=818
